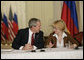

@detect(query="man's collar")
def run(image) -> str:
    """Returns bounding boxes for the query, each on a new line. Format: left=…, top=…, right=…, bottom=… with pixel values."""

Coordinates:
left=29, top=28, right=33, bottom=34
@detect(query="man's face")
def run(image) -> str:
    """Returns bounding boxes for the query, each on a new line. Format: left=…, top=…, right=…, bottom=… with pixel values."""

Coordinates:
left=34, top=21, right=41, bottom=33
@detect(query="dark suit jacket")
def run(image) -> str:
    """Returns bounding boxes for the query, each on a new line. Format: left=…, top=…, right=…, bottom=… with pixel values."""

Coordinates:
left=45, top=32, right=79, bottom=48
left=12, top=28, right=44, bottom=49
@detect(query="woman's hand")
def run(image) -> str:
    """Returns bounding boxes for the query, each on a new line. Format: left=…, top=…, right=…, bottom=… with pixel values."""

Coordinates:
left=70, top=44, right=77, bottom=49
left=46, top=41, right=54, bottom=48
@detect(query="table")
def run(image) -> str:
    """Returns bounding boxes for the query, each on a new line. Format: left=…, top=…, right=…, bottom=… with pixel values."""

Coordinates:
left=1, top=47, right=83, bottom=59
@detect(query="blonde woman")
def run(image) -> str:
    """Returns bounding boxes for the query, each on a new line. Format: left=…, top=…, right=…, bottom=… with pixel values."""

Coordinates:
left=45, top=20, right=79, bottom=48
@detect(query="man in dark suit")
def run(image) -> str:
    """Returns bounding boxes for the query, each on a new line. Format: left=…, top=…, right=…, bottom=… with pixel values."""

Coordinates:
left=12, top=18, right=44, bottom=50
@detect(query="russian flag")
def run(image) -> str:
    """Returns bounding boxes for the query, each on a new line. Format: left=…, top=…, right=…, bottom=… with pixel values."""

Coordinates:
left=1, top=12, right=6, bottom=42
left=12, top=13, right=18, bottom=35
left=61, top=1, right=79, bottom=37
left=2, top=14, right=9, bottom=40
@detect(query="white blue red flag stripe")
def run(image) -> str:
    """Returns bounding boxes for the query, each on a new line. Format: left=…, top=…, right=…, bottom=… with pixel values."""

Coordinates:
left=61, top=1, right=79, bottom=37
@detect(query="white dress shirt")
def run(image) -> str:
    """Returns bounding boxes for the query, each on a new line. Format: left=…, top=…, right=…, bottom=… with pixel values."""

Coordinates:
left=19, top=29, right=37, bottom=50
left=28, top=29, right=34, bottom=44
left=53, top=32, right=67, bottom=48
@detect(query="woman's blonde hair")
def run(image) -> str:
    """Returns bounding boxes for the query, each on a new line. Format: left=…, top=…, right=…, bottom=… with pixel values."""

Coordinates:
left=52, top=19, right=66, bottom=31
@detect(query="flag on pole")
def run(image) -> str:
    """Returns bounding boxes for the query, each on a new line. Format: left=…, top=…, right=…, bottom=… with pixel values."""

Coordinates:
left=2, top=14, right=9, bottom=41
left=12, top=13, right=18, bottom=35
left=8, top=6, right=15, bottom=42
left=1, top=12, right=6, bottom=42
left=61, top=1, right=79, bottom=37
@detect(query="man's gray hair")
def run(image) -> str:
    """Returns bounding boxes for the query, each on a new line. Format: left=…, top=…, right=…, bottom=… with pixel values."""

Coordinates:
left=28, top=18, right=40, bottom=28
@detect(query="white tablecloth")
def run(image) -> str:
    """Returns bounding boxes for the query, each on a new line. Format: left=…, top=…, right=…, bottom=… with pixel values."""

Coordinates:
left=1, top=47, right=83, bottom=59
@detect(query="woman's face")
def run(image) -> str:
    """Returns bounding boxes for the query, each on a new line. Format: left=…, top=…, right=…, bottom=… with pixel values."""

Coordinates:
left=53, top=27, right=62, bottom=34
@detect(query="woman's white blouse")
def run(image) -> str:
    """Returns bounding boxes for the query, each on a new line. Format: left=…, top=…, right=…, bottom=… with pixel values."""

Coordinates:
left=53, top=32, right=67, bottom=48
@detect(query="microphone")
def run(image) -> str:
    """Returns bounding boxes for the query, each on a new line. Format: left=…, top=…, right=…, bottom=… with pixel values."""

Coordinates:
left=74, top=46, right=79, bottom=50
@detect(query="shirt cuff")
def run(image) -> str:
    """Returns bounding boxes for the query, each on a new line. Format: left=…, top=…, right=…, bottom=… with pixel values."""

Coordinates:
left=33, top=46, right=37, bottom=50
left=19, top=46, right=24, bottom=50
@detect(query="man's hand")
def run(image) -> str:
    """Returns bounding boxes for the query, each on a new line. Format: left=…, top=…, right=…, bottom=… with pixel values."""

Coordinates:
left=22, top=44, right=34, bottom=50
